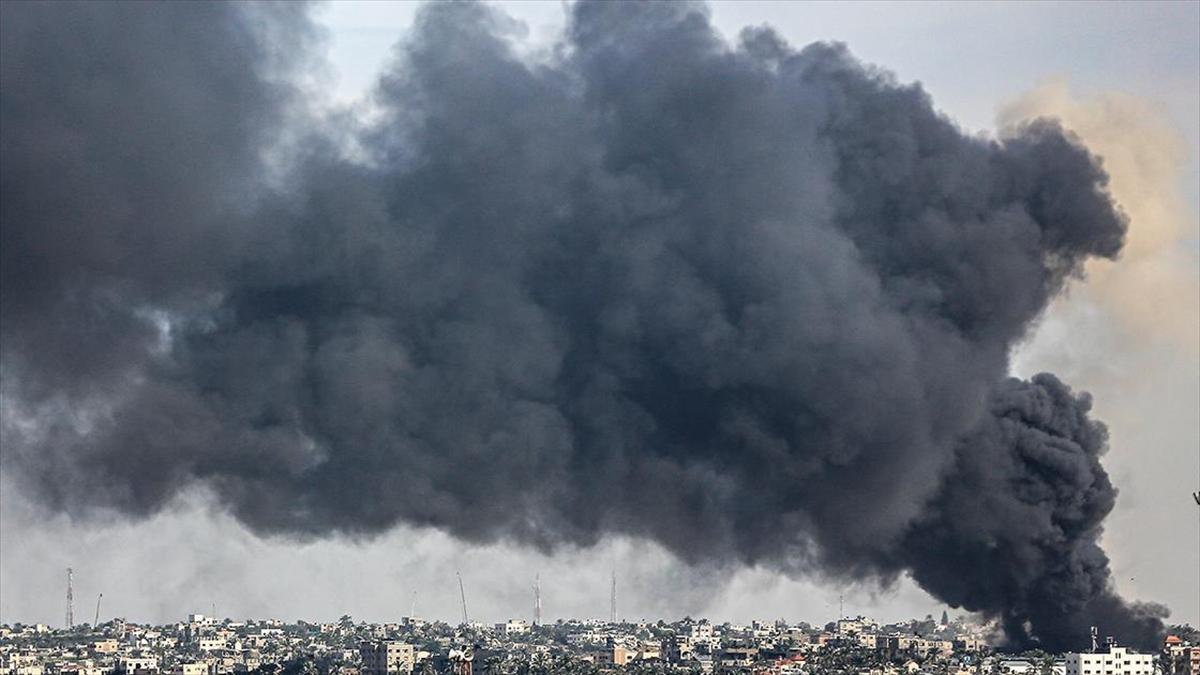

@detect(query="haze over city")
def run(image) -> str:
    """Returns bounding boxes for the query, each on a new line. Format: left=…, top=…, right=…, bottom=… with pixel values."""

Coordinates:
left=0, top=0, right=1196, bottom=656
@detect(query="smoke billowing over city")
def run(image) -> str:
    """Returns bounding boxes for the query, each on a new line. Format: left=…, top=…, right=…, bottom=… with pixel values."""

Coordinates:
left=0, top=0, right=1177, bottom=652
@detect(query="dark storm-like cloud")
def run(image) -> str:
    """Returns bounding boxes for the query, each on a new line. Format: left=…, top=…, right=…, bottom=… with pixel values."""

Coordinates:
left=0, top=0, right=1165, bottom=650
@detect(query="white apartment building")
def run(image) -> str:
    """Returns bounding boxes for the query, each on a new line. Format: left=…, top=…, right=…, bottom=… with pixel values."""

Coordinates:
left=198, top=638, right=225, bottom=652
left=494, top=620, right=529, bottom=636
left=1064, top=646, right=1155, bottom=675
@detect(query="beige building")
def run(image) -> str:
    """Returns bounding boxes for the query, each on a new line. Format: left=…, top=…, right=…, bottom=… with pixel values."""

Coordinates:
left=171, top=664, right=207, bottom=675
left=359, top=641, right=414, bottom=675
left=493, top=620, right=529, bottom=637
left=117, top=657, right=159, bottom=673
left=594, top=646, right=629, bottom=667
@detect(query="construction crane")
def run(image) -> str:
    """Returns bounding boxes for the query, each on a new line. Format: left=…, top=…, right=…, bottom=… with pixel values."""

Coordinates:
left=456, top=571, right=469, bottom=626
left=94, top=593, right=103, bottom=627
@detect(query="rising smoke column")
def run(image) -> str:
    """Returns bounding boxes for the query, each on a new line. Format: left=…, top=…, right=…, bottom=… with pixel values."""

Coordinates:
left=899, top=375, right=1167, bottom=649
left=0, top=0, right=1166, bottom=650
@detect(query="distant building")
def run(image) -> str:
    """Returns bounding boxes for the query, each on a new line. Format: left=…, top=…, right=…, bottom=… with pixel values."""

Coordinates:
left=663, top=635, right=693, bottom=663
left=117, top=657, right=159, bottom=674
left=493, top=620, right=529, bottom=637
left=198, top=638, right=225, bottom=652
left=1064, top=644, right=1154, bottom=675
left=955, top=637, right=987, bottom=652
left=359, top=642, right=414, bottom=675
left=594, top=646, right=629, bottom=667
left=92, top=640, right=120, bottom=654
left=1184, top=648, right=1200, bottom=675
left=170, top=664, right=207, bottom=675
left=837, top=619, right=862, bottom=635
left=1164, top=636, right=1200, bottom=675
left=717, top=647, right=758, bottom=668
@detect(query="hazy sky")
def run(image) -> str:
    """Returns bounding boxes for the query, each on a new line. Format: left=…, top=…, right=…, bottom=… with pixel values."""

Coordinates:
left=1, top=0, right=1196, bottom=631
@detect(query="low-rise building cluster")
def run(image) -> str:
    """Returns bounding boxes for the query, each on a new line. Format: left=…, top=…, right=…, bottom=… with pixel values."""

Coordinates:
left=0, top=614, right=1193, bottom=675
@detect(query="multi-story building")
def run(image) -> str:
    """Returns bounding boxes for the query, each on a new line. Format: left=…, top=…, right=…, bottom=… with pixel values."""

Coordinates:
left=1164, top=636, right=1200, bottom=675
left=493, top=620, right=529, bottom=637
left=359, top=641, right=414, bottom=675
left=837, top=619, right=863, bottom=635
left=1168, top=646, right=1200, bottom=675
left=594, top=646, right=629, bottom=667
left=116, top=657, right=159, bottom=673
left=1064, top=645, right=1154, bottom=675
left=170, top=664, right=208, bottom=675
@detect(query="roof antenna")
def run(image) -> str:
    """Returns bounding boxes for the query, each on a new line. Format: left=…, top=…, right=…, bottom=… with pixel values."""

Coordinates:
left=456, top=571, right=469, bottom=626
left=66, top=568, right=74, bottom=629
left=533, top=575, right=541, bottom=626
left=610, top=568, right=617, bottom=624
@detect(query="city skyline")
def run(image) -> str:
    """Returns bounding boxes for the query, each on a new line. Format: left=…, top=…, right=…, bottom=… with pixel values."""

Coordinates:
left=1, top=0, right=1196, bottom=644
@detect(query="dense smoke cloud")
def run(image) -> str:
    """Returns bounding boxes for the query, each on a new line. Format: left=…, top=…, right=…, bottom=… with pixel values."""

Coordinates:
left=0, top=0, right=1166, bottom=650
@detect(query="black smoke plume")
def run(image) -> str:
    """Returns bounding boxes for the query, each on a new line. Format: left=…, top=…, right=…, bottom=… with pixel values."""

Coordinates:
left=0, top=0, right=1167, bottom=650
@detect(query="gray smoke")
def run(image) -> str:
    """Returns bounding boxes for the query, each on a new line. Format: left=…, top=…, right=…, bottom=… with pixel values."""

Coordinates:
left=0, top=0, right=1166, bottom=650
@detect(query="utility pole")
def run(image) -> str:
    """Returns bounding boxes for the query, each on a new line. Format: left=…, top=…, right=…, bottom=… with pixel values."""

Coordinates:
left=65, top=568, right=74, bottom=629
left=456, top=571, right=469, bottom=626
left=94, top=593, right=103, bottom=627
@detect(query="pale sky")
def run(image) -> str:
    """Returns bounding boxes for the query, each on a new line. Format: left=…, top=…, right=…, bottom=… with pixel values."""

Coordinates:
left=2, top=0, right=1196, bottom=630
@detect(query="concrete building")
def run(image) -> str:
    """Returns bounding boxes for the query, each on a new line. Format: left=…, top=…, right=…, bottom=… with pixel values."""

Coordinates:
left=717, top=647, right=758, bottom=668
left=663, top=635, right=693, bottom=664
left=1064, top=645, right=1155, bottom=675
left=171, top=664, right=207, bottom=675
left=493, top=620, right=529, bottom=637
left=91, top=641, right=119, bottom=654
left=594, top=646, right=629, bottom=667
left=1164, top=636, right=1200, bottom=675
left=1167, top=647, right=1200, bottom=675
left=116, top=657, right=159, bottom=673
left=837, top=619, right=863, bottom=635
left=359, top=642, right=414, bottom=675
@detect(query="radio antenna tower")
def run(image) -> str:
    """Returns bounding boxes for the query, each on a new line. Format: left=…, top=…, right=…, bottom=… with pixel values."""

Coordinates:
left=533, top=575, right=541, bottom=626
left=65, top=568, right=74, bottom=629
left=456, top=571, right=469, bottom=626
left=610, top=569, right=617, bottom=624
